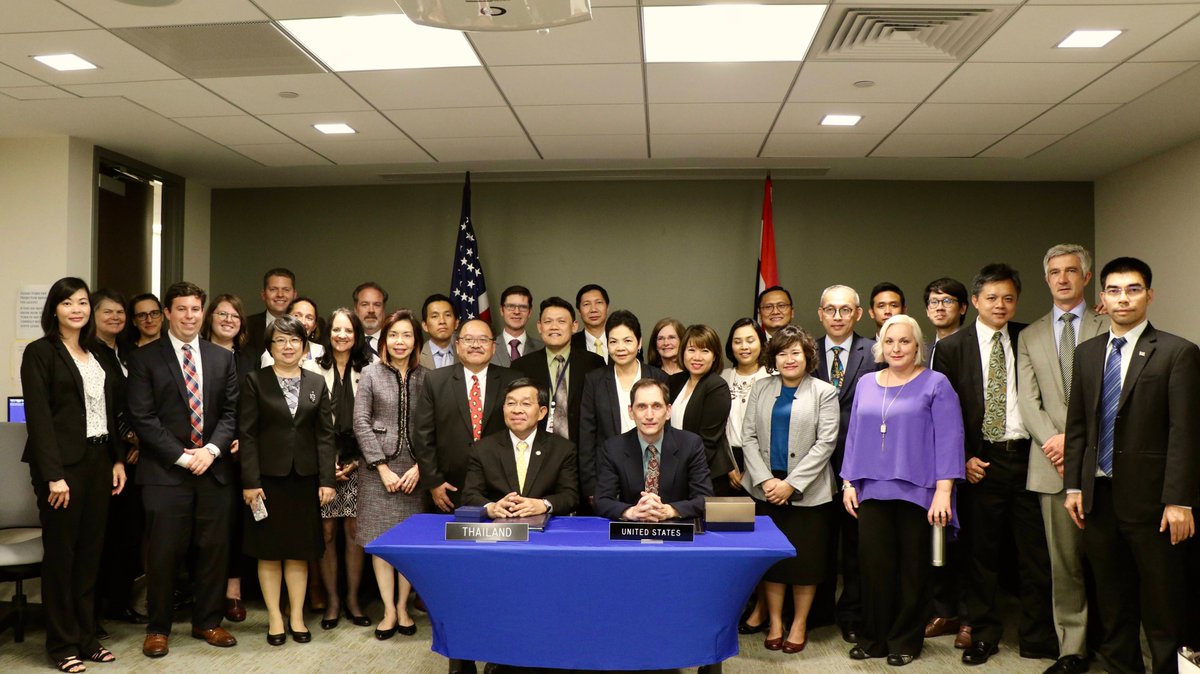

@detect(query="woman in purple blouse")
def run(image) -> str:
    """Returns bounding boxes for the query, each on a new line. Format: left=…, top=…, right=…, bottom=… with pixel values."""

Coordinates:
left=841, top=314, right=965, bottom=666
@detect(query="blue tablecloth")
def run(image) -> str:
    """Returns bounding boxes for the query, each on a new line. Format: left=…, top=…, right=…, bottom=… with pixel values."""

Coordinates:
left=366, top=514, right=795, bottom=670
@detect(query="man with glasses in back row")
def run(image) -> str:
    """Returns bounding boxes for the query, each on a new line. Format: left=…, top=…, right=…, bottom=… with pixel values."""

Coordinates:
left=491, top=285, right=543, bottom=367
left=757, top=286, right=794, bottom=340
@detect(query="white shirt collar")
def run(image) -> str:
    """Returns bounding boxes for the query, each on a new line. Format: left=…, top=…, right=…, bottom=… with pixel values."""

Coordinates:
left=510, top=429, right=536, bottom=450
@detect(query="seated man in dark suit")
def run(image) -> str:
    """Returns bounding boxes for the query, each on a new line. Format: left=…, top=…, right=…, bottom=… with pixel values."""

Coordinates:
left=595, top=378, right=712, bottom=522
left=462, top=378, right=579, bottom=518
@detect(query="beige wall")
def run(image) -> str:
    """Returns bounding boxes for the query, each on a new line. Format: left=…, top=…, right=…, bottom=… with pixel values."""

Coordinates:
left=210, top=179, right=1093, bottom=346
left=183, top=180, right=212, bottom=292
left=1095, top=136, right=1200, bottom=343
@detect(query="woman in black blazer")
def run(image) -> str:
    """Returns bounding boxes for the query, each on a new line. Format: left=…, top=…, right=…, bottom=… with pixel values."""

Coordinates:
left=21, top=277, right=127, bottom=672
left=239, top=316, right=336, bottom=646
left=668, top=324, right=736, bottom=495
left=578, top=310, right=668, bottom=507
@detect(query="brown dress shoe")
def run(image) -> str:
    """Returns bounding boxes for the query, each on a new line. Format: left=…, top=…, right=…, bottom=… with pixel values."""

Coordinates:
left=225, top=598, right=247, bottom=623
left=143, top=633, right=169, bottom=658
left=955, top=625, right=974, bottom=650
left=924, top=616, right=961, bottom=638
left=191, top=626, right=238, bottom=647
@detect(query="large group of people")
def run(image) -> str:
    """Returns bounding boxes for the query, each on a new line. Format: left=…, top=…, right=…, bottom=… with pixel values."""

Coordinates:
left=18, top=245, right=1200, bottom=674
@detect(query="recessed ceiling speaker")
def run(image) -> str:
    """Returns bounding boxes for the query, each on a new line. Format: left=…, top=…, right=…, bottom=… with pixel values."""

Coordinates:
left=396, top=0, right=591, bottom=31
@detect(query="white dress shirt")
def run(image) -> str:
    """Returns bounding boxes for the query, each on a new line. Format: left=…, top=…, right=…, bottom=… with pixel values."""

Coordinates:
left=464, top=365, right=489, bottom=411
left=166, top=332, right=220, bottom=465
left=974, top=319, right=1028, bottom=440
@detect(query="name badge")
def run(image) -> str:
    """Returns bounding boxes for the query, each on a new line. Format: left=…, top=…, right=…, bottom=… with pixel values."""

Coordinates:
left=445, top=522, right=530, bottom=542
left=609, top=521, right=695, bottom=542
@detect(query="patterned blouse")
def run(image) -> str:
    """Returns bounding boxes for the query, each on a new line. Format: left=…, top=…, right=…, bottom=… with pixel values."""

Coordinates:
left=74, top=354, right=108, bottom=437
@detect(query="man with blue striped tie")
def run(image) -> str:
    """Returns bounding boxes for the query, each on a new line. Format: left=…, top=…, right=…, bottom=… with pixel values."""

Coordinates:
left=1064, top=256, right=1200, bottom=674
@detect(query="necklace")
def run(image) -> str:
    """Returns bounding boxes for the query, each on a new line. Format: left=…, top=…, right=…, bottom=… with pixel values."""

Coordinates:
left=879, top=370, right=913, bottom=449
left=729, top=370, right=757, bottom=403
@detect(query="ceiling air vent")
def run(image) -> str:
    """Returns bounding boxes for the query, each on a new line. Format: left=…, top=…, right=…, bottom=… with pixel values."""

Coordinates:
left=812, top=6, right=1015, bottom=62
left=113, top=23, right=325, bottom=78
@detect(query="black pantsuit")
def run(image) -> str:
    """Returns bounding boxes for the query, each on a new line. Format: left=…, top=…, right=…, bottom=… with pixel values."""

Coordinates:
left=963, top=443, right=1055, bottom=651
left=857, top=499, right=932, bottom=658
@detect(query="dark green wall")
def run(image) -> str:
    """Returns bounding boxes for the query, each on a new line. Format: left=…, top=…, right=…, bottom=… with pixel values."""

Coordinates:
left=210, top=179, right=1094, bottom=341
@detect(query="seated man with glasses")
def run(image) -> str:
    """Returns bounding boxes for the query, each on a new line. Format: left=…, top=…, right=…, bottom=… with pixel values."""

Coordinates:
left=757, top=286, right=794, bottom=340
left=491, top=285, right=543, bottom=367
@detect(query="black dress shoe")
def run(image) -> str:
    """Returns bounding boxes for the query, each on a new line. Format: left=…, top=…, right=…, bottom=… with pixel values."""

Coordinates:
left=375, top=625, right=397, bottom=640
left=698, top=663, right=723, bottom=674
left=267, top=632, right=286, bottom=646
left=888, top=654, right=915, bottom=667
left=850, top=646, right=874, bottom=660
left=738, top=619, right=767, bottom=634
left=345, top=608, right=372, bottom=627
left=1043, top=655, right=1090, bottom=674
left=291, top=627, right=311, bottom=643
left=107, top=607, right=150, bottom=624
left=321, top=617, right=339, bottom=630
left=963, top=641, right=1000, bottom=665
left=841, top=625, right=859, bottom=643
left=448, top=660, right=477, bottom=674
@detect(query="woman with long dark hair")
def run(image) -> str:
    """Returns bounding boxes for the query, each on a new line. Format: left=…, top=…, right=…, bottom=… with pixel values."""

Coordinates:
left=22, top=277, right=127, bottom=672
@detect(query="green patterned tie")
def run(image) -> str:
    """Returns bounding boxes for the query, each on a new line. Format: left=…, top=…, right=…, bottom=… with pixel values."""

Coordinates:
left=830, top=346, right=845, bottom=391
left=983, top=332, right=1007, bottom=442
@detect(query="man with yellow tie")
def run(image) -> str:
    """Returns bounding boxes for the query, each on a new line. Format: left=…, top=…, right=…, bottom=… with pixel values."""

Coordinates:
left=462, top=378, right=579, bottom=518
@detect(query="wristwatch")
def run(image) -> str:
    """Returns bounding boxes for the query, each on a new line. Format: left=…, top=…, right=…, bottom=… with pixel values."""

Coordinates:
left=207, top=446, right=220, bottom=458
left=542, top=499, right=553, bottom=514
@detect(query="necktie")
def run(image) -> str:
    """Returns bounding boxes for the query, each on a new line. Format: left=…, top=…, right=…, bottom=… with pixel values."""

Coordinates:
left=1059, top=314, right=1077, bottom=404
left=436, top=350, right=448, bottom=368
left=645, top=444, right=660, bottom=495
left=515, top=440, right=529, bottom=492
left=366, top=335, right=377, bottom=357
left=509, top=338, right=521, bottom=362
left=983, top=332, right=1007, bottom=442
left=181, top=344, right=203, bottom=447
left=551, top=355, right=569, bottom=439
left=1097, top=337, right=1127, bottom=476
left=594, top=338, right=606, bottom=361
left=469, top=374, right=483, bottom=440
left=830, top=346, right=845, bottom=391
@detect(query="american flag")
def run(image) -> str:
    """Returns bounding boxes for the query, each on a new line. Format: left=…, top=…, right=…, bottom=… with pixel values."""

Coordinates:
left=449, top=172, right=491, bottom=323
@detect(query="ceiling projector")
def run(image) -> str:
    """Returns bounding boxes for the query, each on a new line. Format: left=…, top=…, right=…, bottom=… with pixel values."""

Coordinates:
left=396, top=0, right=592, bottom=31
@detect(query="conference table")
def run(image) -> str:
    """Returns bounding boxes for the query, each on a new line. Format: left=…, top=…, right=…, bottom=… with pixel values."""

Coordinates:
left=367, top=514, right=795, bottom=670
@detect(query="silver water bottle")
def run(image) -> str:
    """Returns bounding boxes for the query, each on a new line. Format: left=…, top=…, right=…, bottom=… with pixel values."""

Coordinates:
left=932, top=524, right=946, bottom=567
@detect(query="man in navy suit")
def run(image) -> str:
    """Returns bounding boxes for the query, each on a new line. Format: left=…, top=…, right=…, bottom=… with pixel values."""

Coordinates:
left=126, top=282, right=240, bottom=657
left=595, top=378, right=712, bottom=522
left=811, top=284, right=875, bottom=642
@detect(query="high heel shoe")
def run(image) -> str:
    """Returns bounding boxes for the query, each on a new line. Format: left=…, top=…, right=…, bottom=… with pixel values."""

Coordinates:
left=321, top=616, right=339, bottom=630
left=764, top=637, right=784, bottom=651
left=290, top=625, right=312, bottom=643
left=783, top=638, right=807, bottom=654
left=344, top=607, right=372, bottom=627
left=267, top=632, right=286, bottom=646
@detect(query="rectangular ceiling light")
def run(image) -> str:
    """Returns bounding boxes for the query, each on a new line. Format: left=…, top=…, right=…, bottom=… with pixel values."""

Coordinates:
left=1057, top=29, right=1123, bottom=48
left=643, top=4, right=827, bottom=63
left=279, top=14, right=479, bottom=71
left=821, top=114, right=862, bottom=126
left=32, top=53, right=98, bottom=71
left=314, top=123, right=357, bottom=134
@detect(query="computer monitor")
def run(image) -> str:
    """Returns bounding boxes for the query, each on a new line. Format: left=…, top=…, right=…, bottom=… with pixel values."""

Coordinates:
left=7, top=397, right=25, bottom=423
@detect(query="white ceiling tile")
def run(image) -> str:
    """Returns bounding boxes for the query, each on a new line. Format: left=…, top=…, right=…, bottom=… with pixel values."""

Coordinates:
left=254, top=0, right=401, bottom=20
left=977, top=135, right=1064, bottom=158
left=490, top=64, right=643, bottom=105
left=762, top=133, right=885, bottom=157
left=832, top=0, right=1019, bottom=4
left=57, top=0, right=266, bottom=28
left=773, top=102, right=916, bottom=134
left=470, top=8, right=641, bottom=66
left=63, top=80, right=242, bottom=118
left=872, top=134, right=1005, bottom=157
left=0, top=30, right=182, bottom=84
left=259, top=110, right=405, bottom=141
left=929, top=63, right=1113, bottom=103
left=1019, top=103, right=1120, bottom=133
left=535, top=135, right=648, bottom=159
left=342, top=68, right=505, bottom=110
left=969, top=5, right=1200, bottom=63
left=422, top=136, right=539, bottom=162
left=231, top=142, right=332, bottom=166
left=896, top=103, right=1051, bottom=134
left=2, top=1, right=98, bottom=32
left=1027, top=0, right=1197, bottom=5
left=592, top=0, right=635, bottom=6
left=303, top=138, right=432, bottom=164
left=650, top=134, right=763, bottom=158
left=514, top=104, right=645, bottom=135
left=0, top=63, right=45, bottom=88
left=1, top=86, right=77, bottom=101
left=384, top=107, right=525, bottom=139
left=197, top=74, right=371, bottom=114
left=789, top=62, right=958, bottom=103
left=1067, top=62, right=1195, bottom=102
left=1134, top=15, right=1200, bottom=61
left=649, top=103, right=778, bottom=134
left=646, top=63, right=798, bottom=103
left=175, top=115, right=291, bottom=145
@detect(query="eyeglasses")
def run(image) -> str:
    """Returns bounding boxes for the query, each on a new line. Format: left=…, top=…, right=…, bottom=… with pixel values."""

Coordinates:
left=759, top=302, right=791, bottom=313
left=1101, top=285, right=1146, bottom=299
left=458, top=336, right=491, bottom=347
left=502, top=304, right=530, bottom=313
left=271, top=337, right=303, bottom=347
left=215, top=311, right=241, bottom=321
left=133, top=310, right=162, bottom=322
left=927, top=298, right=959, bottom=308
left=820, top=306, right=855, bottom=318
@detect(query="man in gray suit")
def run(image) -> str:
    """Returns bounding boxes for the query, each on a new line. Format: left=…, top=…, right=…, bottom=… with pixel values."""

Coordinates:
left=1017, top=244, right=1108, bottom=674
left=490, top=285, right=543, bottom=367
left=419, top=293, right=459, bottom=370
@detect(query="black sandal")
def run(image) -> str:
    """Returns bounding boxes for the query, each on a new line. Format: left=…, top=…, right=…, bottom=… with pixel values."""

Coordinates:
left=88, top=647, right=115, bottom=663
left=54, top=656, right=86, bottom=673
